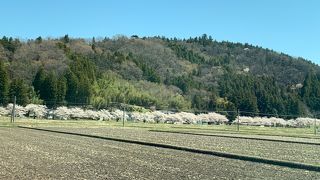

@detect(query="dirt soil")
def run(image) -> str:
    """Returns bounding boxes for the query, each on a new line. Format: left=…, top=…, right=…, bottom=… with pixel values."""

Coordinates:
left=0, top=127, right=319, bottom=179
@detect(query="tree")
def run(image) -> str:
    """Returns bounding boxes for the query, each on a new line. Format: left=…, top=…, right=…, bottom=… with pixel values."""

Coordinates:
left=0, top=36, right=20, bottom=52
left=236, top=92, right=259, bottom=116
left=192, top=94, right=207, bottom=111
left=286, top=95, right=305, bottom=117
left=77, top=76, right=91, bottom=105
left=64, top=69, right=78, bottom=104
left=9, top=78, right=29, bottom=106
left=208, top=96, right=217, bottom=111
left=63, top=34, right=70, bottom=43
left=301, top=72, right=320, bottom=111
left=0, top=61, right=9, bottom=105
left=91, top=37, right=96, bottom=51
left=32, top=66, right=46, bottom=96
left=42, top=73, right=58, bottom=108
left=56, top=76, right=67, bottom=105
left=225, top=102, right=237, bottom=122
left=35, top=36, right=42, bottom=44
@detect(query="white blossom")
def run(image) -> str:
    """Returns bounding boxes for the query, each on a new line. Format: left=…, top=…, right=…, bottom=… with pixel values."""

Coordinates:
left=1, top=104, right=319, bottom=128
left=0, top=107, right=10, bottom=116
left=6, top=104, right=28, bottom=117
left=197, top=112, right=228, bottom=124
left=25, top=104, right=48, bottom=118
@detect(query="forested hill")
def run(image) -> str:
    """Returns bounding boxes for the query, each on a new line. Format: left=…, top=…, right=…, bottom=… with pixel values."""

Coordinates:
left=0, top=34, right=320, bottom=119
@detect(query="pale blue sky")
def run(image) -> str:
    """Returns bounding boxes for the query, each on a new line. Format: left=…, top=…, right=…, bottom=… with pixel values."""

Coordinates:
left=1, top=0, right=319, bottom=63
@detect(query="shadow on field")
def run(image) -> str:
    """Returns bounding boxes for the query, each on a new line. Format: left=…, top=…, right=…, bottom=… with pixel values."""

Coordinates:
left=149, top=130, right=320, bottom=146
left=18, top=126, right=320, bottom=172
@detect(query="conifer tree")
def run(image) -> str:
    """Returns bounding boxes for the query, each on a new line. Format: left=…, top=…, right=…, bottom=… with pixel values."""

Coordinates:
left=9, top=78, right=29, bottom=106
left=42, top=73, right=58, bottom=108
left=56, top=76, right=67, bottom=105
left=0, top=61, right=9, bottom=105
left=32, top=67, right=46, bottom=96
left=65, top=69, right=78, bottom=104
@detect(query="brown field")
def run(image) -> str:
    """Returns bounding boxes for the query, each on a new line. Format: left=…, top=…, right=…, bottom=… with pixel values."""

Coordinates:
left=0, top=119, right=320, bottom=179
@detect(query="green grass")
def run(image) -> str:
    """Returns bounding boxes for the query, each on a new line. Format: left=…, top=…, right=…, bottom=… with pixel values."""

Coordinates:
left=1, top=117, right=319, bottom=138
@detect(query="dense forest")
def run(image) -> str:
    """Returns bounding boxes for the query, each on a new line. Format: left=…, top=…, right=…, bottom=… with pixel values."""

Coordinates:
left=0, top=34, right=320, bottom=120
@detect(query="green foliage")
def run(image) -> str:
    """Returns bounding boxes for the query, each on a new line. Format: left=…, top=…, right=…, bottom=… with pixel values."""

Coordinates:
left=35, top=36, right=42, bottom=44
left=1, top=35, right=320, bottom=118
left=219, top=73, right=305, bottom=117
left=42, top=73, right=58, bottom=108
left=0, top=36, right=20, bottom=53
left=28, top=87, right=43, bottom=105
left=64, top=68, right=78, bottom=104
left=63, top=34, right=70, bottom=44
left=69, top=53, right=96, bottom=82
left=56, top=76, right=67, bottom=105
left=90, top=72, right=190, bottom=110
left=191, top=94, right=211, bottom=112
left=91, top=72, right=157, bottom=109
left=225, top=102, right=237, bottom=122
left=301, top=72, right=320, bottom=111
left=130, top=55, right=160, bottom=83
left=68, top=53, right=96, bottom=104
left=77, top=76, right=91, bottom=104
left=186, top=34, right=214, bottom=46
left=33, top=67, right=66, bottom=107
left=0, top=61, right=9, bottom=105
left=168, top=43, right=206, bottom=64
left=169, top=75, right=194, bottom=94
left=168, top=95, right=191, bottom=111
left=9, top=78, right=29, bottom=106
left=33, top=66, right=46, bottom=95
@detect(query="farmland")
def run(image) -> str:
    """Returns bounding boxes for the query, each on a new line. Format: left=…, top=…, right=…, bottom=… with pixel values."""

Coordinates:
left=0, top=118, right=320, bottom=179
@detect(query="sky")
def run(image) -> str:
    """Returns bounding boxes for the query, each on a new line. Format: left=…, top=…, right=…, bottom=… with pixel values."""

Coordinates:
left=1, top=0, right=319, bottom=63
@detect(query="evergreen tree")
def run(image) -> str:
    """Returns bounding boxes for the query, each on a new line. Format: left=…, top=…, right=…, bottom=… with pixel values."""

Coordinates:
left=35, top=36, right=42, bottom=44
left=65, top=69, right=78, bottom=104
left=9, top=78, right=29, bottom=106
left=0, top=61, right=9, bottom=105
left=77, top=76, right=91, bottom=104
left=301, top=72, right=320, bottom=111
left=208, top=94, right=217, bottom=111
left=286, top=95, right=305, bottom=117
left=32, top=66, right=46, bottom=96
left=56, top=76, right=67, bottom=105
left=0, top=36, right=20, bottom=52
left=42, top=73, right=58, bottom=108
left=91, top=37, right=96, bottom=51
left=238, top=94, right=259, bottom=115
left=63, top=34, right=70, bottom=43
left=192, top=94, right=205, bottom=111
left=225, top=102, right=237, bottom=122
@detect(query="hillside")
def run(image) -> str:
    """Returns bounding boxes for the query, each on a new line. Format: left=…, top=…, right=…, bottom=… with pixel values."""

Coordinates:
left=0, top=34, right=320, bottom=120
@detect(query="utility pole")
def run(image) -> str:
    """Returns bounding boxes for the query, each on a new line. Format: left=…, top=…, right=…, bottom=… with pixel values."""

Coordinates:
left=237, top=109, right=240, bottom=132
left=123, top=104, right=125, bottom=127
left=314, top=116, right=317, bottom=135
left=11, top=96, right=16, bottom=123
left=122, top=91, right=128, bottom=127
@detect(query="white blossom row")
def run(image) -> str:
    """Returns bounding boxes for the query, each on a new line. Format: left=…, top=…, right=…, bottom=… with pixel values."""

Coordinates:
left=0, top=104, right=319, bottom=127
